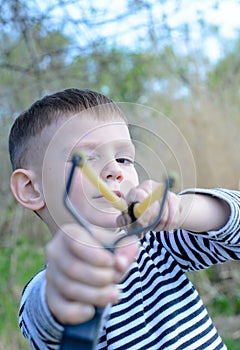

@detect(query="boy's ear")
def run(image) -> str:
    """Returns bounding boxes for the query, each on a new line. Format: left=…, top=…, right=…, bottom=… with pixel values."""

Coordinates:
left=10, top=169, right=45, bottom=211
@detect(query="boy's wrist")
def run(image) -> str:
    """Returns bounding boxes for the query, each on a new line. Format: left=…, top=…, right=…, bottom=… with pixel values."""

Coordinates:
left=179, top=188, right=232, bottom=234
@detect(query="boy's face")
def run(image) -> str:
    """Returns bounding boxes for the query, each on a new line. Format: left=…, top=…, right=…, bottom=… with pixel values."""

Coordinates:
left=42, top=113, right=139, bottom=231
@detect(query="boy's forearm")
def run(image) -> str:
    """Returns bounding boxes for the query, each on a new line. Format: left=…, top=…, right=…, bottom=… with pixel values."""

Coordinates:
left=19, top=270, right=63, bottom=349
left=178, top=193, right=231, bottom=233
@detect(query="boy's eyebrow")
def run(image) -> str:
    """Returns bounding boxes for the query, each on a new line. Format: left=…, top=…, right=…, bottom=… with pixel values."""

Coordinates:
left=74, top=142, right=100, bottom=150
left=72, top=140, right=135, bottom=151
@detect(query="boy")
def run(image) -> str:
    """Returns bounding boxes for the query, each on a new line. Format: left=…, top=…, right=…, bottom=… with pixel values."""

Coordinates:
left=9, top=88, right=240, bottom=349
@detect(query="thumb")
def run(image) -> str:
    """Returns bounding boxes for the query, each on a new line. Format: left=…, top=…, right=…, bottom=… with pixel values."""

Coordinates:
left=114, top=235, right=140, bottom=273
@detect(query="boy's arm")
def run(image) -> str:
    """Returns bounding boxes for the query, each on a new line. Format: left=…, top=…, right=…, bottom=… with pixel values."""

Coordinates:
left=157, top=188, right=240, bottom=271
left=175, top=191, right=230, bottom=232
left=19, top=270, right=63, bottom=350
left=122, top=181, right=232, bottom=233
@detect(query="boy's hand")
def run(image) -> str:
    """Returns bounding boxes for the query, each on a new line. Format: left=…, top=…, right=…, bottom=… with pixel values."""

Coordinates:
left=45, top=224, right=139, bottom=325
left=118, top=180, right=181, bottom=231
left=118, top=181, right=231, bottom=234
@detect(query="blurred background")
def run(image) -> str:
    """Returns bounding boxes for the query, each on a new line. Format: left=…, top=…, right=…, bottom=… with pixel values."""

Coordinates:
left=1, top=0, right=240, bottom=348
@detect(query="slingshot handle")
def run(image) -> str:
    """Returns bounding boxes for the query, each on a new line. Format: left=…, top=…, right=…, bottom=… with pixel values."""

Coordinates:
left=60, top=307, right=104, bottom=350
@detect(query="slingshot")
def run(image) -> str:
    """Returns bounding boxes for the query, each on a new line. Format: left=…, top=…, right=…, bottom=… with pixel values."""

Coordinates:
left=60, top=151, right=174, bottom=350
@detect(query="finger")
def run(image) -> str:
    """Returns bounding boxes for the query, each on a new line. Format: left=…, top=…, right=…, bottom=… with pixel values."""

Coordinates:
left=48, top=250, right=121, bottom=286
left=127, top=180, right=160, bottom=201
left=114, top=235, right=140, bottom=274
left=46, top=284, right=95, bottom=325
left=48, top=225, right=115, bottom=268
left=127, top=186, right=150, bottom=204
left=47, top=267, right=120, bottom=307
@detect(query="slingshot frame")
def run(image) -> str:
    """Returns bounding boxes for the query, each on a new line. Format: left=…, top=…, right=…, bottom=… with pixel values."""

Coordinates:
left=60, top=151, right=173, bottom=350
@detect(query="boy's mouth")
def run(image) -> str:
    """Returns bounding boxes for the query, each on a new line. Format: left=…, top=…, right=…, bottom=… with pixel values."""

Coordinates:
left=113, top=190, right=123, bottom=198
left=93, top=190, right=124, bottom=199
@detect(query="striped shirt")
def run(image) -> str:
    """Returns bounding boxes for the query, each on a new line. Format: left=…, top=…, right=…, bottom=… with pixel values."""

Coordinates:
left=19, top=188, right=240, bottom=349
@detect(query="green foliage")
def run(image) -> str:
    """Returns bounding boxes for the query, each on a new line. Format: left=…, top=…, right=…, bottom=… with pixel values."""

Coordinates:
left=235, top=288, right=240, bottom=314
left=0, top=235, right=45, bottom=349
left=224, top=338, right=240, bottom=350
left=211, top=294, right=233, bottom=316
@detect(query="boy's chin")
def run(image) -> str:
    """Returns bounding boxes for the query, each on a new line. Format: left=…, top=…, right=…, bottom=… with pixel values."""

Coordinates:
left=92, top=211, right=120, bottom=231
left=96, top=219, right=118, bottom=231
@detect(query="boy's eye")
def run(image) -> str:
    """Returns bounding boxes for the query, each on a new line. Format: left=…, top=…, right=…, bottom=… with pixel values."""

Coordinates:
left=116, top=158, right=134, bottom=165
left=86, top=155, right=97, bottom=162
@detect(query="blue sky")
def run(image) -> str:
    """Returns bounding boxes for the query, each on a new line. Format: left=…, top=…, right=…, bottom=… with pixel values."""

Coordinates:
left=35, top=0, right=240, bottom=60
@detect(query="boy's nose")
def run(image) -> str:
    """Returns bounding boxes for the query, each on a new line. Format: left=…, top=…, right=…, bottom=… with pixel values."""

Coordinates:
left=101, top=161, right=123, bottom=182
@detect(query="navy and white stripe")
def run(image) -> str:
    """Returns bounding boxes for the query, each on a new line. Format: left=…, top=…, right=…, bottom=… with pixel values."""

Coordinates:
left=19, top=188, right=240, bottom=349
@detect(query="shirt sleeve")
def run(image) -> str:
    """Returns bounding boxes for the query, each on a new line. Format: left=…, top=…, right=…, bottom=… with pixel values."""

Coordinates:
left=19, top=269, right=63, bottom=350
left=160, top=188, right=240, bottom=272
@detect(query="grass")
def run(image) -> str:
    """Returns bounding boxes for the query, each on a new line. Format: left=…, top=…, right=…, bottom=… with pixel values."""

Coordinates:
left=0, top=234, right=46, bottom=350
left=224, top=339, right=239, bottom=350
